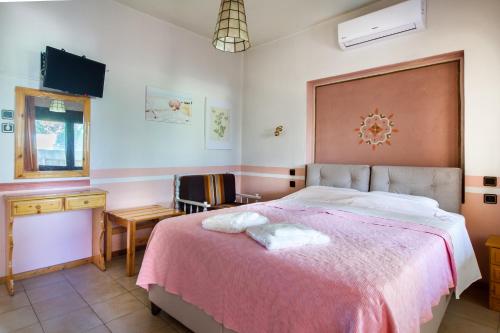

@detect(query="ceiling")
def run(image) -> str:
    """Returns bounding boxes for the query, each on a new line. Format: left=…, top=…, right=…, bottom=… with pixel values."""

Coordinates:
left=114, top=0, right=378, bottom=46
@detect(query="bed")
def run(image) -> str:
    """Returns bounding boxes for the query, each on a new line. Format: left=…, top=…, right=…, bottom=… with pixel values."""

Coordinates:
left=137, top=164, right=481, bottom=333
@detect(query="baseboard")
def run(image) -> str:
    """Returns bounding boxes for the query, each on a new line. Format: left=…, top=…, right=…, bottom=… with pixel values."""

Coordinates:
left=0, top=257, right=92, bottom=283
left=0, top=244, right=148, bottom=284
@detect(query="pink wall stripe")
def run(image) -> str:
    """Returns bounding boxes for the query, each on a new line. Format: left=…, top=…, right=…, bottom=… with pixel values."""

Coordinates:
left=0, top=167, right=487, bottom=195
left=0, top=179, right=90, bottom=192
left=98, top=179, right=174, bottom=210
left=464, top=175, right=498, bottom=187
left=241, top=165, right=305, bottom=176
left=91, top=165, right=306, bottom=179
left=241, top=175, right=305, bottom=201
left=91, top=165, right=241, bottom=179
left=0, top=172, right=488, bottom=191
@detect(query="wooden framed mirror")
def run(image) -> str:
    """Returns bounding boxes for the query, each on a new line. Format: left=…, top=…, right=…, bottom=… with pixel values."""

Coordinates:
left=15, top=87, right=90, bottom=179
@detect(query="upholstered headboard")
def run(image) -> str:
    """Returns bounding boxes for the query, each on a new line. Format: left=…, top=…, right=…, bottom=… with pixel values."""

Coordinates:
left=306, top=164, right=370, bottom=192
left=370, top=166, right=462, bottom=213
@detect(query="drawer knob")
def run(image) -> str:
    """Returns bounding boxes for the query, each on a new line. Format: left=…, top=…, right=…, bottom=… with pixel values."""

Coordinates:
left=84, top=200, right=89, bottom=205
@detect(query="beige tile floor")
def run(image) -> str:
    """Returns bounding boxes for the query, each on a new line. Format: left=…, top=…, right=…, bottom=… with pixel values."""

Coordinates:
left=0, top=251, right=188, bottom=333
left=0, top=251, right=496, bottom=333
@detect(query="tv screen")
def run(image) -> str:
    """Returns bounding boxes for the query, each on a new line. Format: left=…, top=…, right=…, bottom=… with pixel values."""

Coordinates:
left=42, top=46, right=106, bottom=98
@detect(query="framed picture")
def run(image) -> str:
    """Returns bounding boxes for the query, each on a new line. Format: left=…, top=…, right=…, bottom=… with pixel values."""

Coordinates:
left=145, top=86, right=193, bottom=124
left=205, top=98, right=232, bottom=150
left=1, top=123, right=14, bottom=133
left=1, top=109, right=14, bottom=120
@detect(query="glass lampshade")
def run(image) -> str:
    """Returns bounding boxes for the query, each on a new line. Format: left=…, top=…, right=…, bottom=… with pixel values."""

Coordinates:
left=49, top=100, right=66, bottom=113
left=212, top=0, right=251, bottom=53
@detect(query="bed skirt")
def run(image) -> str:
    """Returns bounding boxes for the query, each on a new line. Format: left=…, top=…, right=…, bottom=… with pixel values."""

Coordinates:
left=149, top=284, right=452, bottom=333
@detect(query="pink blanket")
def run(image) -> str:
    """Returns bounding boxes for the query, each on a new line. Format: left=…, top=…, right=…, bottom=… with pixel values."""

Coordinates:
left=137, top=203, right=455, bottom=333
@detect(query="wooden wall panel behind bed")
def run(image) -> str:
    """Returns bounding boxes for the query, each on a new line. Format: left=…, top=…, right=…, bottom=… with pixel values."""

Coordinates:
left=312, top=52, right=463, bottom=168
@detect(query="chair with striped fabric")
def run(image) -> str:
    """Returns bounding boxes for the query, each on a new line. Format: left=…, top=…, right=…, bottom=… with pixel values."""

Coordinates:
left=174, top=173, right=261, bottom=214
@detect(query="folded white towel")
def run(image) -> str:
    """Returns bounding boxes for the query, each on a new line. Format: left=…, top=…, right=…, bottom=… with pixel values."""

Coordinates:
left=202, top=212, right=269, bottom=234
left=272, top=223, right=319, bottom=237
left=246, top=223, right=330, bottom=250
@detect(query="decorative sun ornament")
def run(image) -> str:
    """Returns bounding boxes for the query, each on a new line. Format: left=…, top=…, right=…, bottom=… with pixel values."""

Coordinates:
left=355, top=109, right=398, bottom=150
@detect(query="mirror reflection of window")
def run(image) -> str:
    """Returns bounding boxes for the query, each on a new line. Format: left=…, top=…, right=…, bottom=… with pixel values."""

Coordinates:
left=24, top=96, right=84, bottom=172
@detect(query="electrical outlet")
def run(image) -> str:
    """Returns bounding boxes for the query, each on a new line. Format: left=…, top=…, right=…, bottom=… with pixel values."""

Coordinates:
left=484, top=194, right=497, bottom=204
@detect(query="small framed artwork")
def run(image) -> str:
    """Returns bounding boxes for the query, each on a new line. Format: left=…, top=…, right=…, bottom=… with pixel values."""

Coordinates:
left=1, top=123, right=14, bottom=133
left=205, top=98, right=232, bottom=150
left=1, top=109, right=14, bottom=120
left=145, top=86, right=193, bottom=124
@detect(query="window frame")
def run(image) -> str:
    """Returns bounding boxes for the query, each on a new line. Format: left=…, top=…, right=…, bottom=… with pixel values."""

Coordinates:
left=35, top=108, right=84, bottom=171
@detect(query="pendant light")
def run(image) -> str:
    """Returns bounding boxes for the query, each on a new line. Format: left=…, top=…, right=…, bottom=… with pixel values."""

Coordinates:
left=212, top=0, right=251, bottom=53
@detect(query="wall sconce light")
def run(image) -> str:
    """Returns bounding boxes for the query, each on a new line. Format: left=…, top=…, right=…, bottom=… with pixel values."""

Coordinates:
left=274, top=125, right=284, bottom=137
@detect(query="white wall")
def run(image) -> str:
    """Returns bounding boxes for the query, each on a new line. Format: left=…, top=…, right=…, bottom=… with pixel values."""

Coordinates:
left=0, top=0, right=244, bottom=274
left=242, top=0, right=500, bottom=177
left=0, top=0, right=243, bottom=178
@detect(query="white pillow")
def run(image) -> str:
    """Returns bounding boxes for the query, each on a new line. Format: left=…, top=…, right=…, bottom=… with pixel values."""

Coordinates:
left=370, top=191, right=439, bottom=208
left=306, top=185, right=360, bottom=192
left=283, top=186, right=360, bottom=201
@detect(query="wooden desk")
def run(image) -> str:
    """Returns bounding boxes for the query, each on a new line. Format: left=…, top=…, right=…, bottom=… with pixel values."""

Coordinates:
left=106, top=205, right=184, bottom=276
left=486, top=235, right=500, bottom=311
left=4, top=188, right=107, bottom=295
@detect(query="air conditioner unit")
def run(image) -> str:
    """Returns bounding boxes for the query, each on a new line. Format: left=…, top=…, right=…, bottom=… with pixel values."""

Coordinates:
left=338, top=0, right=426, bottom=50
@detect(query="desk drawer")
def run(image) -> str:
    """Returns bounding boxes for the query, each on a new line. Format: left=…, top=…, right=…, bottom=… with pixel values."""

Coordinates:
left=491, top=265, right=500, bottom=282
left=491, top=249, right=500, bottom=266
left=491, top=282, right=500, bottom=298
left=13, top=198, right=63, bottom=216
left=65, top=195, right=105, bottom=210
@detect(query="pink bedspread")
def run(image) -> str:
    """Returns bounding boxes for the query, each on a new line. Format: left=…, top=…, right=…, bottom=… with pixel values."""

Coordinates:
left=137, top=203, right=455, bottom=333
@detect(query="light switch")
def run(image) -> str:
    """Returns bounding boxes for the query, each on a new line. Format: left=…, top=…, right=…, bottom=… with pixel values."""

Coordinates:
left=484, top=177, right=497, bottom=187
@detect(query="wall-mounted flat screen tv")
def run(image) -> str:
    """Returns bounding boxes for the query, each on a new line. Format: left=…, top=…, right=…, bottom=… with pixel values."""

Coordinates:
left=41, top=46, right=106, bottom=98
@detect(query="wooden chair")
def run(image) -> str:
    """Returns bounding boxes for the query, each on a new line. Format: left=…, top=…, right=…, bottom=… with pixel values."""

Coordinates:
left=174, top=173, right=261, bottom=214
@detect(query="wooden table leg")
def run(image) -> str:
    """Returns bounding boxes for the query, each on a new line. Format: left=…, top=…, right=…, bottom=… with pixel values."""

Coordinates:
left=126, top=221, right=136, bottom=276
left=5, top=209, right=14, bottom=296
left=105, top=214, right=113, bottom=262
left=92, top=207, right=106, bottom=271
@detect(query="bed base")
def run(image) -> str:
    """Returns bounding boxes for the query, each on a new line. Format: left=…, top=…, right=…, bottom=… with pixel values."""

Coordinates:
left=149, top=285, right=451, bottom=333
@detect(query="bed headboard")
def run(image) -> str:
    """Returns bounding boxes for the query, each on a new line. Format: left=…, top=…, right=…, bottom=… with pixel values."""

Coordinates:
left=306, top=164, right=370, bottom=192
left=370, top=166, right=462, bottom=213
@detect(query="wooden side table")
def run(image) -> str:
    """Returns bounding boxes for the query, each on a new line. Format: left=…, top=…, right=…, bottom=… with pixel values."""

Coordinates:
left=4, top=188, right=107, bottom=295
left=106, top=205, right=184, bottom=276
left=486, top=235, right=500, bottom=311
